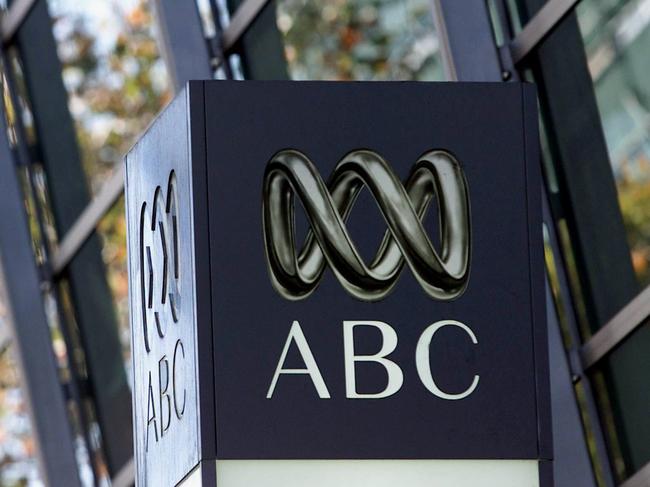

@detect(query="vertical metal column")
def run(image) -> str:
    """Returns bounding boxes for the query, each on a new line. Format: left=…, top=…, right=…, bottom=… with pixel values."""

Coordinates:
left=431, top=0, right=503, bottom=81
left=0, top=107, right=81, bottom=486
left=12, top=0, right=132, bottom=477
left=152, top=0, right=213, bottom=91
left=545, top=282, right=598, bottom=487
left=544, top=194, right=610, bottom=487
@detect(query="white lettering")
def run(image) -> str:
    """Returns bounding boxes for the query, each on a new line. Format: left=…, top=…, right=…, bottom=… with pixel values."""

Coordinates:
left=415, top=320, right=479, bottom=400
left=267, top=321, right=331, bottom=399
left=343, top=321, right=404, bottom=399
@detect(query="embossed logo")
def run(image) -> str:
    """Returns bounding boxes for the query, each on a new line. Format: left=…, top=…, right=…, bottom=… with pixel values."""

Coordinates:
left=262, top=149, right=471, bottom=301
left=139, top=171, right=181, bottom=352
left=138, top=171, right=186, bottom=450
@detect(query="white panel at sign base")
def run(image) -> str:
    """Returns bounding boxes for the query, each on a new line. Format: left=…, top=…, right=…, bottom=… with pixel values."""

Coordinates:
left=178, top=460, right=540, bottom=487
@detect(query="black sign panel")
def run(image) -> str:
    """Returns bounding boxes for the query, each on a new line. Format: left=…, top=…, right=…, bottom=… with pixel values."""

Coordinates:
left=126, top=81, right=550, bottom=485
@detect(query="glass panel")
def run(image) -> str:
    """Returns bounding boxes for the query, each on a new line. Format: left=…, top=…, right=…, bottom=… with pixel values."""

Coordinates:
left=577, top=0, right=650, bottom=286
left=275, top=0, right=443, bottom=80
left=48, top=0, right=172, bottom=194
left=591, top=321, right=650, bottom=481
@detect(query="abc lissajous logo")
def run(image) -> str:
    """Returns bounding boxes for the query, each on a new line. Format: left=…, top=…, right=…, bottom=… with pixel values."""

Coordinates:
left=138, top=172, right=187, bottom=451
left=262, top=149, right=479, bottom=401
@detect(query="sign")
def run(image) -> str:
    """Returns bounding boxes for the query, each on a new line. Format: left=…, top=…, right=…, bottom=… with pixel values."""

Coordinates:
left=125, top=81, right=552, bottom=486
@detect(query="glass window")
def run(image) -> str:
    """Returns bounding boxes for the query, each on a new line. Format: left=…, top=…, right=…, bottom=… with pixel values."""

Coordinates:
left=577, top=0, right=650, bottom=287
left=592, top=322, right=650, bottom=481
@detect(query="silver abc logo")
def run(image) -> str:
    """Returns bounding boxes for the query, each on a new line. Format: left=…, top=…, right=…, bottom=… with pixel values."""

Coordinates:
left=262, top=149, right=471, bottom=301
left=139, top=171, right=181, bottom=352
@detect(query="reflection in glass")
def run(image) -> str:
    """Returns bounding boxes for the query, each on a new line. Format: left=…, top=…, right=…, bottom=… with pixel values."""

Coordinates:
left=578, top=0, right=650, bottom=286
left=276, top=0, right=443, bottom=81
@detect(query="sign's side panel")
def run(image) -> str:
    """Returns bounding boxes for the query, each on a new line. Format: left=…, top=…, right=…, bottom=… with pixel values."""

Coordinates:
left=522, top=84, right=553, bottom=461
left=205, top=81, right=541, bottom=460
left=125, top=87, right=201, bottom=486
left=186, top=81, right=217, bottom=464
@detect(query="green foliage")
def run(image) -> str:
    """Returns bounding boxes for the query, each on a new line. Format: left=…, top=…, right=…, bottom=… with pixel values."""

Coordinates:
left=277, top=0, right=442, bottom=81
left=618, top=173, right=650, bottom=285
